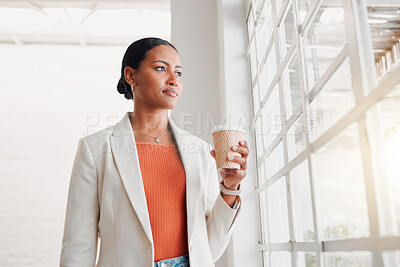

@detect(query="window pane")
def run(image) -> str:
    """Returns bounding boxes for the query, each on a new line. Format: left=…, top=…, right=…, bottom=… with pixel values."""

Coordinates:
left=313, top=123, right=370, bottom=240
left=282, top=53, right=302, bottom=119
left=297, top=0, right=311, bottom=23
left=247, top=7, right=255, bottom=41
left=263, top=250, right=271, bottom=267
left=304, top=0, right=347, bottom=91
left=262, top=85, right=282, bottom=150
left=274, top=0, right=284, bottom=16
left=266, top=141, right=284, bottom=179
left=378, top=99, right=400, bottom=236
left=249, top=41, right=258, bottom=81
left=297, top=252, right=317, bottom=267
left=290, top=160, right=315, bottom=241
left=256, top=8, right=268, bottom=62
left=268, top=177, right=290, bottom=242
left=260, top=43, right=277, bottom=100
left=256, top=0, right=274, bottom=59
left=260, top=190, right=269, bottom=244
left=278, top=4, right=295, bottom=60
left=258, top=161, right=267, bottom=186
left=287, top=115, right=306, bottom=161
left=265, top=0, right=274, bottom=42
left=308, top=58, right=355, bottom=143
left=255, top=116, right=264, bottom=157
left=253, top=80, right=261, bottom=114
left=366, top=85, right=400, bottom=236
left=271, top=251, right=291, bottom=267
left=255, top=0, right=264, bottom=16
left=322, top=252, right=372, bottom=267
left=382, top=250, right=400, bottom=266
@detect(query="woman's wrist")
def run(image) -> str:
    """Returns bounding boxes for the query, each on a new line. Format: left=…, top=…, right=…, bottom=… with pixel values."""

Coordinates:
left=221, top=192, right=238, bottom=208
left=222, top=180, right=240, bottom=191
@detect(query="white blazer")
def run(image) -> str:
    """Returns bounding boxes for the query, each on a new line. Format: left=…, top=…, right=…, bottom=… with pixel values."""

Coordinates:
left=60, top=112, right=241, bottom=267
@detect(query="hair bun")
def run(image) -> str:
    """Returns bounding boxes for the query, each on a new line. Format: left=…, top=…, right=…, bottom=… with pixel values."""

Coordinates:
left=117, top=77, right=133, bottom=100
left=117, top=77, right=126, bottom=93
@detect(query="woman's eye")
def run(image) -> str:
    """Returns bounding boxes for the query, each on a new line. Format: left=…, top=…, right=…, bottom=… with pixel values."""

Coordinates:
left=175, top=72, right=182, bottom=77
left=156, top=66, right=165, bottom=71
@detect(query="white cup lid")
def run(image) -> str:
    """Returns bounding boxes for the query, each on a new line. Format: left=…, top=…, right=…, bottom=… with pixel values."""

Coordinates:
left=211, top=124, right=246, bottom=134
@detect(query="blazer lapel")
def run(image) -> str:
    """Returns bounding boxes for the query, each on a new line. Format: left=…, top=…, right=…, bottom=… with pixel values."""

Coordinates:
left=110, top=112, right=153, bottom=245
left=110, top=112, right=203, bottom=246
left=168, top=117, right=203, bottom=245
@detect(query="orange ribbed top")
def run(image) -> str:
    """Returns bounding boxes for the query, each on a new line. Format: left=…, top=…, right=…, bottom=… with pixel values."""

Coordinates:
left=136, top=143, right=189, bottom=262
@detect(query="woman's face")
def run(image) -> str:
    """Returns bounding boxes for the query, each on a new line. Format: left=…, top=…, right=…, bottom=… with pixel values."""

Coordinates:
left=130, top=45, right=183, bottom=110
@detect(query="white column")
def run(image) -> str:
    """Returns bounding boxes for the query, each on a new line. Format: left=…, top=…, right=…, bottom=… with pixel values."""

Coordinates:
left=170, top=0, right=223, bottom=143
left=217, top=1, right=261, bottom=266
left=171, top=0, right=261, bottom=266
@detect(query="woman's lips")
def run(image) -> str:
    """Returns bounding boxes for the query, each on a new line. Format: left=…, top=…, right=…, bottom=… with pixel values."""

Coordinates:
left=162, top=90, right=178, bottom=97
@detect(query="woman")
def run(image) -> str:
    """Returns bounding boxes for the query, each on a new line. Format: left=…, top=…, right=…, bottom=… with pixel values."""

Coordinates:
left=60, top=37, right=249, bottom=267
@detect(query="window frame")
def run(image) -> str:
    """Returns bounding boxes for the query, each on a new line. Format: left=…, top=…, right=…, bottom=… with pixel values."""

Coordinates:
left=245, top=0, right=400, bottom=266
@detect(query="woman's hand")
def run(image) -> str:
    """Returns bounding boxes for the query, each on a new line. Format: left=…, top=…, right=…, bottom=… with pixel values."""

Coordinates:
left=210, top=140, right=249, bottom=190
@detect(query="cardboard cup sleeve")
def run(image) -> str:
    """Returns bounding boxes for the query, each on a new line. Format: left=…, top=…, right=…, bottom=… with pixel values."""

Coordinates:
left=211, top=125, right=246, bottom=171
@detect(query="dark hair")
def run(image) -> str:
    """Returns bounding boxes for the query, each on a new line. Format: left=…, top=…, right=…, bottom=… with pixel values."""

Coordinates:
left=117, top=37, right=178, bottom=100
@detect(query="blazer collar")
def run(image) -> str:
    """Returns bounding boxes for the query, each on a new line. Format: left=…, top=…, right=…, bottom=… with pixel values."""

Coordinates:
left=110, top=111, right=202, bottom=246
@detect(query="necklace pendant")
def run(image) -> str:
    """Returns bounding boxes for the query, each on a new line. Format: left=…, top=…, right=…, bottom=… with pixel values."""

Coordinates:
left=155, top=138, right=160, bottom=143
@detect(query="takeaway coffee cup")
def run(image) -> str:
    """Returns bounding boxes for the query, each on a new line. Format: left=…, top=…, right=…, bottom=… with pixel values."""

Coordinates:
left=211, top=124, right=246, bottom=171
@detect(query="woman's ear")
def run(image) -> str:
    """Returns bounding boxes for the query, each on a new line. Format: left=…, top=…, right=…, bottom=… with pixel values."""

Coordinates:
left=124, top=66, right=136, bottom=87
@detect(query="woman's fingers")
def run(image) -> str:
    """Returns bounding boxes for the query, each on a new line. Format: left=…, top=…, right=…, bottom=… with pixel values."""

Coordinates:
left=231, top=141, right=249, bottom=158
left=220, top=168, right=241, bottom=174
left=210, top=149, right=216, bottom=159
left=220, top=167, right=246, bottom=181
left=216, top=141, right=249, bottom=186
left=227, top=155, right=247, bottom=170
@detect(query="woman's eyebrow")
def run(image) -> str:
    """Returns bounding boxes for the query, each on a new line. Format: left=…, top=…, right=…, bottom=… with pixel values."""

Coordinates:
left=152, top=60, right=183, bottom=70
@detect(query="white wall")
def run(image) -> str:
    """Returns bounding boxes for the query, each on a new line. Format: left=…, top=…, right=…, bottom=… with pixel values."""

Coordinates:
left=171, top=0, right=262, bottom=266
left=0, top=44, right=131, bottom=266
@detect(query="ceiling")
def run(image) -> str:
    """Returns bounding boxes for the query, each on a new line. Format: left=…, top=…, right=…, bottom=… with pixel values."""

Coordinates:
left=0, top=0, right=171, bottom=46
left=367, top=5, right=400, bottom=60
left=0, top=0, right=169, bottom=10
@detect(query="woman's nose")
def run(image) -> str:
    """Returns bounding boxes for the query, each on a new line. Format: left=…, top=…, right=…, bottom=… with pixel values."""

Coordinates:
left=167, top=72, right=178, bottom=86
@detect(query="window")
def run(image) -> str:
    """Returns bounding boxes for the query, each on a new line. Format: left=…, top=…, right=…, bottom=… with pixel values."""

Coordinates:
left=246, top=0, right=400, bottom=266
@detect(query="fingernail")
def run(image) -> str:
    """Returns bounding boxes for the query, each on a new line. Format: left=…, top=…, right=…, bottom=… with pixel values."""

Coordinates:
left=241, top=141, right=246, bottom=145
left=228, top=155, right=234, bottom=160
left=232, top=146, right=237, bottom=151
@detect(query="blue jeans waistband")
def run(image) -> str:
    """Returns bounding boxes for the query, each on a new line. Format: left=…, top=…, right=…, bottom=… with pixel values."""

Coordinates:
left=154, top=254, right=190, bottom=267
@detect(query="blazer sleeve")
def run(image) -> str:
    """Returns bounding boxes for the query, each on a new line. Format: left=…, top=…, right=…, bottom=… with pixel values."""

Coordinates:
left=60, top=137, right=99, bottom=267
left=205, top=144, right=242, bottom=262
